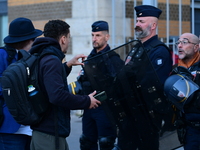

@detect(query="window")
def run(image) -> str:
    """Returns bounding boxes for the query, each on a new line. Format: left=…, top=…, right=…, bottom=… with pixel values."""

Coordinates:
left=0, top=0, right=8, bottom=46
left=194, top=9, right=200, bottom=36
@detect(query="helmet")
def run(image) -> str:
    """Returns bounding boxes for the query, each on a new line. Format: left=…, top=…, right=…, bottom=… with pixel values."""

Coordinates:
left=164, top=74, right=199, bottom=112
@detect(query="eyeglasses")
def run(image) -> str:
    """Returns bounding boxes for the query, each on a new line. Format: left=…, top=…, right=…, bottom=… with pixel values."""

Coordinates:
left=175, top=39, right=197, bottom=46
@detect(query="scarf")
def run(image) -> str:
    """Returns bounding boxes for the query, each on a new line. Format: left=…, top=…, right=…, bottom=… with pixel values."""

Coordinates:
left=178, top=52, right=200, bottom=68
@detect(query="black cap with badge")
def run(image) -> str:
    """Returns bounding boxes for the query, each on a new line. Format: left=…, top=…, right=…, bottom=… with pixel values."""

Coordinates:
left=134, top=5, right=162, bottom=19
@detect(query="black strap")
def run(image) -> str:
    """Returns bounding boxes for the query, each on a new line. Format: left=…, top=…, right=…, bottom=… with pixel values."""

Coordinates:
left=18, top=49, right=31, bottom=60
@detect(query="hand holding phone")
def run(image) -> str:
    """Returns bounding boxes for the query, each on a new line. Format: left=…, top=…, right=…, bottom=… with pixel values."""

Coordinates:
left=94, top=91, right=107, bottom=102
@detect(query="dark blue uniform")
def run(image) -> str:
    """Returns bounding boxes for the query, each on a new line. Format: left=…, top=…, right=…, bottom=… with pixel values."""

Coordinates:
left=184, top=114, right=200, bottom=150
left=143, top=35, right=172, bottom=84
left=116, top=35, right=172, bottom=150
left=80, top=44, right=124, bottom=150
left=181, top=61, right=200, bottom=150
left=114, top=5, right=173, bottom=150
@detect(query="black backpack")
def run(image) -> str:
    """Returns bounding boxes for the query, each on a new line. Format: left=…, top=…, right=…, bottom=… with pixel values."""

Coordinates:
left=0, top=49, right=50, bottom=125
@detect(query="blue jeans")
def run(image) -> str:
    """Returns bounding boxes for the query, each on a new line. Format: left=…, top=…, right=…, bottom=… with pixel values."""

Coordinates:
left=0, top=133, right=31, bottom=150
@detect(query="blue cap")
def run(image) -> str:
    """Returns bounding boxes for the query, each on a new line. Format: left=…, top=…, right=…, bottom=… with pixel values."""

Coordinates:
left=134, top=5, right=162, bottom=18
left=92, top=21, right=109, bottom=32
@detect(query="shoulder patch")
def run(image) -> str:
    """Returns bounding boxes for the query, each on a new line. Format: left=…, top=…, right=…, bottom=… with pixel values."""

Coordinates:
left=156, top=58, right=163, bottom=65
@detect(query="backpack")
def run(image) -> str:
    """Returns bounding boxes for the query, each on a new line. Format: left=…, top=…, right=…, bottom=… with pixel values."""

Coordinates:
left=0, top=49, right=50, bottom=125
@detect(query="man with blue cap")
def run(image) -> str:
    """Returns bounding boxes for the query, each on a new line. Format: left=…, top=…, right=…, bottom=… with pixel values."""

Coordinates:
left=0, top=17, right=43, bottom=150
left=134, top=6, right=172, bottom=83
left=78, top=20, right=124, bottom=150
left=114, top=5, right=173, bottom=150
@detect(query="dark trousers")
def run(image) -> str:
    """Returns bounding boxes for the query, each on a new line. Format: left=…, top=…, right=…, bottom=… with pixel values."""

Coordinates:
left=82, top=107, right=117, bottom=150
left=117, top=116, right=159, bottom=150
left=184, top=126, right=200, bottom=150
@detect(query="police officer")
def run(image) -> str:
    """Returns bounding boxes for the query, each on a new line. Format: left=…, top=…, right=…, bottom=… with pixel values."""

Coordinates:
left=115, top=5, right=172, bottom=150
left=79, top=21, right=124, bottom=150
left=165, top=33, right=200, bottom=150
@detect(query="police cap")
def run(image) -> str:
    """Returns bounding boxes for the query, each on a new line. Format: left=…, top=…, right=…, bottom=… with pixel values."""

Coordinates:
left=134, top=5, right=162, bottom=18
left=92, top=20, right=109, bottom=32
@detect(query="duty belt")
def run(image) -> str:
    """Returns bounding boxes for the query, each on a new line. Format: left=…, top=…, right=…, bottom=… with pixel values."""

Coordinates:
left=187, top=121, right=200, bottom=130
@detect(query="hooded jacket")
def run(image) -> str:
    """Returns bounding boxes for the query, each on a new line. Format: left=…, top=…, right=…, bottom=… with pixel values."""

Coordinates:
left=30, top=37, right=90, bottom=137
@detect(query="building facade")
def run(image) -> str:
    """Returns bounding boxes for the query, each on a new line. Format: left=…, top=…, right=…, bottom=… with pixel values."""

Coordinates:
left=1, top=0, right=200, bottom=81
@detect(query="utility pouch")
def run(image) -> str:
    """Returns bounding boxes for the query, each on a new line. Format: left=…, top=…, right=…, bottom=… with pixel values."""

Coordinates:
left=174, top=120, right=186, bottom=144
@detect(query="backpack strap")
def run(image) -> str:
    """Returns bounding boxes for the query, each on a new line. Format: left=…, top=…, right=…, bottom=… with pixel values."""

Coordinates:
left=18, top=50, right=32, bottom=60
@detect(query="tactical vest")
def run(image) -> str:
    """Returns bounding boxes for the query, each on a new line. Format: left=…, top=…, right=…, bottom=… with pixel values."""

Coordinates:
left=144, top=39, right=170, bottom=55
left=79, top=51, right=121, bottom=95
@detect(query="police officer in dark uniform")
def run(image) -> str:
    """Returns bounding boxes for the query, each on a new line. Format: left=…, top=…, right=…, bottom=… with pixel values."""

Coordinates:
left=115, top=5, right=172, bottom=150
left=79, top=21, right=124, bottom=150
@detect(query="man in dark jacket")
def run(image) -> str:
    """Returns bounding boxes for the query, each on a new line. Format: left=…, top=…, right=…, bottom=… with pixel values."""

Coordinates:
left=29, top=20, right=100, bottom=150
left=79, top=21, right=124, bottom=150
left=164, top=33, right=200, bottom=150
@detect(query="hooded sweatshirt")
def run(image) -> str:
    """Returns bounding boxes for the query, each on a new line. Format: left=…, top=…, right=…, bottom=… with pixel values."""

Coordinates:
left=30, top=37, right=90, bottom=137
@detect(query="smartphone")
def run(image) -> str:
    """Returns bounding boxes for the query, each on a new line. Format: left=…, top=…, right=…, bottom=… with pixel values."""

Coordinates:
left=94, top=91, right=107, bottom=102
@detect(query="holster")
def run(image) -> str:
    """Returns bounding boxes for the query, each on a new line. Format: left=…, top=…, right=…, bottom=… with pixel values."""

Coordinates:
left=174, top=119, right=187, bottom=144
